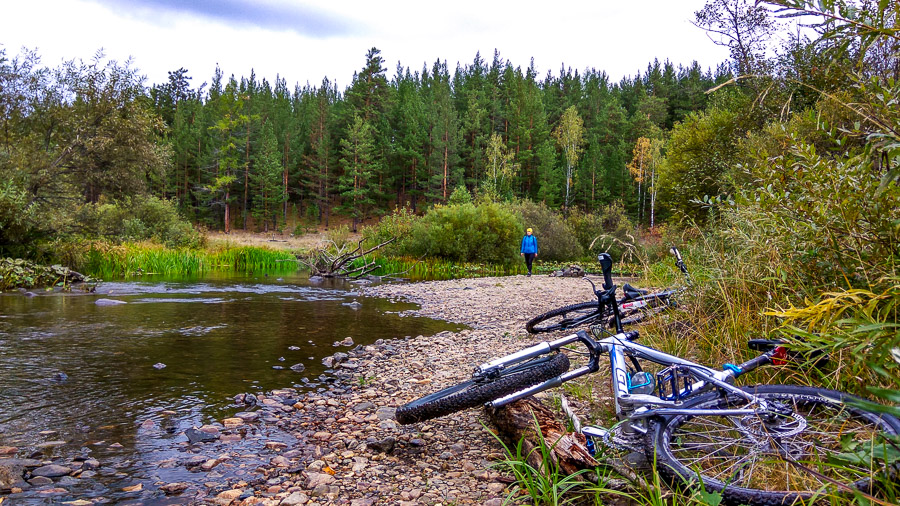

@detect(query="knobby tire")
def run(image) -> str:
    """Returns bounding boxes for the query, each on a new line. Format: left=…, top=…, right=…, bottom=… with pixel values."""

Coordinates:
left=395, top=353, right=570, bottom=424
left=525, top=302, right=608, bottom=334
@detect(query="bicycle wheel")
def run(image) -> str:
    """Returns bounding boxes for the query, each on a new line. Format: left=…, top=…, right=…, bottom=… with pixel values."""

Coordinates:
left=649, top=384, right=900, bottom=505
left=526, top=301, right=608, bottom=334
left=395, top=352, right=570, bottom=424
left=610, top=302, right=671, bottom=327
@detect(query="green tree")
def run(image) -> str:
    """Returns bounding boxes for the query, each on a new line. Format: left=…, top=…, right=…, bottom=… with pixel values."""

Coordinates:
left=552, top=105, right=585, bottom=211
left=482, top=132, right=519, bottom=200
left=391, top=67, right=427, bottom=210
left=252, top=122, right=284, bottom=232
left=207, top=76, right=251, bottom=233
left=657, top=106, right=741, bottom=220
left=694, top=0, right=777, bottom=75
left=337, top=114, right=379, bottom=232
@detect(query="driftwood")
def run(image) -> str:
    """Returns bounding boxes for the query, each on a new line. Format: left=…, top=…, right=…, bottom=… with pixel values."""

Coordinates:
left=297, top=237, right=396, bottom=279
left=487, top=397, right=644, bottom=493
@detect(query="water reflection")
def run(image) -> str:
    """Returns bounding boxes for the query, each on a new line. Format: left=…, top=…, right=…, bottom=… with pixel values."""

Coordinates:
left=0, top=272, right=461, bottom=501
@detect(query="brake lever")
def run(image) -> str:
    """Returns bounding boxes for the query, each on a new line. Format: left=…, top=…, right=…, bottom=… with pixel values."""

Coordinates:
left=584, top=276, right=599, bottom=294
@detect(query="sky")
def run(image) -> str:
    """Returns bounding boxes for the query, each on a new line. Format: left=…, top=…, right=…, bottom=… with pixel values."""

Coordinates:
left=2, top=0, right=732, bottom=91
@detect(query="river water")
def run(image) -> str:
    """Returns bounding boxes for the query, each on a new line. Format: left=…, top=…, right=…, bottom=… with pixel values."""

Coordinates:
left=0, top=272, right=462, bottom=502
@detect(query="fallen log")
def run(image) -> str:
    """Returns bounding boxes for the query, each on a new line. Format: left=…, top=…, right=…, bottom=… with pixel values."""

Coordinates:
left=486, top=396, right=645, bottom=493
left=296, top=237, right=396, bottom=278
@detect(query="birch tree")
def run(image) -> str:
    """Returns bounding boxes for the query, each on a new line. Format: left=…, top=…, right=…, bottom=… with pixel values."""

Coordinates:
left=552, top=106, right=585, bottom=212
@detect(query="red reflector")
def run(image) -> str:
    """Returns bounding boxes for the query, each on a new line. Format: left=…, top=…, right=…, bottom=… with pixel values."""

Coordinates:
left=772, top=346, right=788, bottom=366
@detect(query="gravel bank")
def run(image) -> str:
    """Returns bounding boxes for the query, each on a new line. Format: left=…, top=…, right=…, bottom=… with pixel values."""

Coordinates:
left=2, top=275, right=598, bottom=505
left=222, top=275, right=595, bottom=506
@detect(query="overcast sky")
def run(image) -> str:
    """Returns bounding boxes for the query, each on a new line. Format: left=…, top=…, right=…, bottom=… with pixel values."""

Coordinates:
left=2, top=0, right=732, bottom=91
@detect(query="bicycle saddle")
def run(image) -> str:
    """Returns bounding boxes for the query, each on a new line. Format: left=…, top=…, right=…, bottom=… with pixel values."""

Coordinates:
left=622, top=283, right=648, bottom=300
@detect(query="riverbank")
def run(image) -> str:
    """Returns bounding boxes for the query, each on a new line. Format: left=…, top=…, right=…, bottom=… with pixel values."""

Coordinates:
left=0, top=274, right=599, bottom=504
left=209, top=275, right=595, bottom=505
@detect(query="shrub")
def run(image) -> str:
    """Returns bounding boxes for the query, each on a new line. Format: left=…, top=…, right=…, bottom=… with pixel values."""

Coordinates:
left=567, top=202, right=636, bottom=261
left=361, top=206, right=420, bottom=256
left=76, top=196, right=202, bottom=248
left=408, top=202, right=522, bottom=264
left=326, top=224, right=352, bottom=249
left=508, top=200, right=582, bottom=261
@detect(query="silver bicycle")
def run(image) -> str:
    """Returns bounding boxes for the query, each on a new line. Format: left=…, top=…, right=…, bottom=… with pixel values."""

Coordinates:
left=396, top=254, right=900, bottom=505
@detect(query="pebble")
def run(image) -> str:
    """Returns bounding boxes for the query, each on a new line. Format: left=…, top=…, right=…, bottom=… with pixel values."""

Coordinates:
left=9, top=276, right=601, bottom=504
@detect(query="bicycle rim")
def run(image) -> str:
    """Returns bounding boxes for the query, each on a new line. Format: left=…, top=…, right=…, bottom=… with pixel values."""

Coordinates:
left=652, top=385, right=900, bottom=504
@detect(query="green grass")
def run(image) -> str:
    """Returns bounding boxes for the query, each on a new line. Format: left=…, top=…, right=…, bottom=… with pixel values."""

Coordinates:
left=82, top=242, right=298, bottom=278
left=352, top=256, right=527, bottom=281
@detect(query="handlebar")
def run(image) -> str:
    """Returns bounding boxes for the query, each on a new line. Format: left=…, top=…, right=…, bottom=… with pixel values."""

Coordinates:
left=597, top=253, right=614, bottom=290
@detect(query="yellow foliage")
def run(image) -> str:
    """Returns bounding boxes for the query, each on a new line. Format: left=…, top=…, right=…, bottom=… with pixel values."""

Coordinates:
left=766, top=279, right=899, bottom=332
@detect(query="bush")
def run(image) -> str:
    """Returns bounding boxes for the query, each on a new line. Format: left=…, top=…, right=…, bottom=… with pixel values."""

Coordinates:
left=361, top=206, right=420, bottom=256
left=76, top=196, right=202, bottom=248
left=508, top=200, right=582, bottom=261
left=567, top=202, right=636, bottom=261
left=408, top=202, right=522, bottom=264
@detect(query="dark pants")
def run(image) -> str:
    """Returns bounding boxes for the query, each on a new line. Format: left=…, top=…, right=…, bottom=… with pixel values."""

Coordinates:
left=523, top=253, right=536, bottom=273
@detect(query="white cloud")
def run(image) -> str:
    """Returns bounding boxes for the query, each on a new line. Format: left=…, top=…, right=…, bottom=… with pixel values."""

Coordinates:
left=2, top=0, right=731, bottom=90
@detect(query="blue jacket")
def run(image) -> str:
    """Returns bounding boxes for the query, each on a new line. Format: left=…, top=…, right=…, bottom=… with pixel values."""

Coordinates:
left=520, top=234, right=538, bottom=254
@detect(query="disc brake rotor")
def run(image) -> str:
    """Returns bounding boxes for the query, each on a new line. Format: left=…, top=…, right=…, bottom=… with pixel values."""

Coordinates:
left=737, top=412, right=808, bottom=439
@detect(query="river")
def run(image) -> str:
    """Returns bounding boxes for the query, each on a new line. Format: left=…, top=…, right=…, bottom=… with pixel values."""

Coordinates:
left=0, top=272, right=462, bottom=502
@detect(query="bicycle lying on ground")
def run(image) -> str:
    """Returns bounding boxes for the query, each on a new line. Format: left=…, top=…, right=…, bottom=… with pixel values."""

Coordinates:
left=396, top=253, right=900, bottom=505
left=525, top=247, right=690, bottom=334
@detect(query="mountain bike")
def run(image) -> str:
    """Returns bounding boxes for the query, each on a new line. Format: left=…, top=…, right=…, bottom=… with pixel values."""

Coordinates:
left=396, top=254, right=900, bottom=505
left=525, top=247, right=690, bottom=334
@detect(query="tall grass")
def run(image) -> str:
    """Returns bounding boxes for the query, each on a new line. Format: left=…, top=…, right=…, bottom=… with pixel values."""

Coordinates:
left=82, top=241, right=298, bottom=278
left=354, top=256, right=527, bottom=281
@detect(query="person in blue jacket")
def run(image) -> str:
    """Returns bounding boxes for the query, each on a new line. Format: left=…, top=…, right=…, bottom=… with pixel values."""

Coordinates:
left=520, top=228, right=538, bottom=276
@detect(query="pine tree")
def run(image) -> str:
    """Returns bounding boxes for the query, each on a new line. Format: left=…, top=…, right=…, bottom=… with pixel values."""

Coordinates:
left=252, top=122, right=284, bottom=232
left=337, top=114, right=379, bottom=232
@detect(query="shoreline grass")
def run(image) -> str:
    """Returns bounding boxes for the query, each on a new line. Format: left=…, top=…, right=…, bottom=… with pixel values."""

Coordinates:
left=82, top=242, right=299, bottom=278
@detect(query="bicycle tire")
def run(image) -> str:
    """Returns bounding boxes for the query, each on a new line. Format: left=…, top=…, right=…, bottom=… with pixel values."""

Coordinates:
left=525, top=301, right=608, bottom=334
left=395, top=352, right=570, bottom=424
left=649, top=384, right=900, bottom=505
left=609, top=302, right=671, bottom=327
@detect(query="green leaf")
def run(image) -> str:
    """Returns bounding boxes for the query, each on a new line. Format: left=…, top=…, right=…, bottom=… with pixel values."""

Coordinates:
left=866, top=387, right=900, bottom=403
left=837, top=395, right=900, bottom=417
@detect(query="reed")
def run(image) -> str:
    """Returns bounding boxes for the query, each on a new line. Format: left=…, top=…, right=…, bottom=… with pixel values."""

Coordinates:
left=82, top=241, right=298, bottom=278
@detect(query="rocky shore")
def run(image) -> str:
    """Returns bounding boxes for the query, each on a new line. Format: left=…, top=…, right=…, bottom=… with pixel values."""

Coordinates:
left=1, top=275, right=597, bottom=504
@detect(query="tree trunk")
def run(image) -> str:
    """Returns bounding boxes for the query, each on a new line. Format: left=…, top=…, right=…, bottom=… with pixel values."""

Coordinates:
left=443, top=143, right=449, bottom=201
left=244, top=121, right=251, bottom=230
left=283, top=133, right=290, bottom=223
left=225, top=195, right=231, bottom=234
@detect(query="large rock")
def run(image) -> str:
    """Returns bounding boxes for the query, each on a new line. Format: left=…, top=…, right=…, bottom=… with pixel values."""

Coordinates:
left=0, top=459, right=34, bottom=490
left=159, top=482, right=190, bottom=495
left=95, top=298, right=127, bottom=306
left=31, top=464, right=71, bottom=478
left=550, top=265, right=585, bottom=277
left=303, top=472, right=335, bottom=489
left=234, top=411, right=259, bottom=422
left=185, top=427, right=219, bottom=444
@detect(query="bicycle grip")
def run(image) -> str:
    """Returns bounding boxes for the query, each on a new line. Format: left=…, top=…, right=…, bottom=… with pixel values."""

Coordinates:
left=597, top=253, right=613, bottom=290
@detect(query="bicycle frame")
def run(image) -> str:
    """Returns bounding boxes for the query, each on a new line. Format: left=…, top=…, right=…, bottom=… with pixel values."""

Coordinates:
left=485, top=251, right=776, bottom=444
left=478, top=329, right=777, bottom=437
